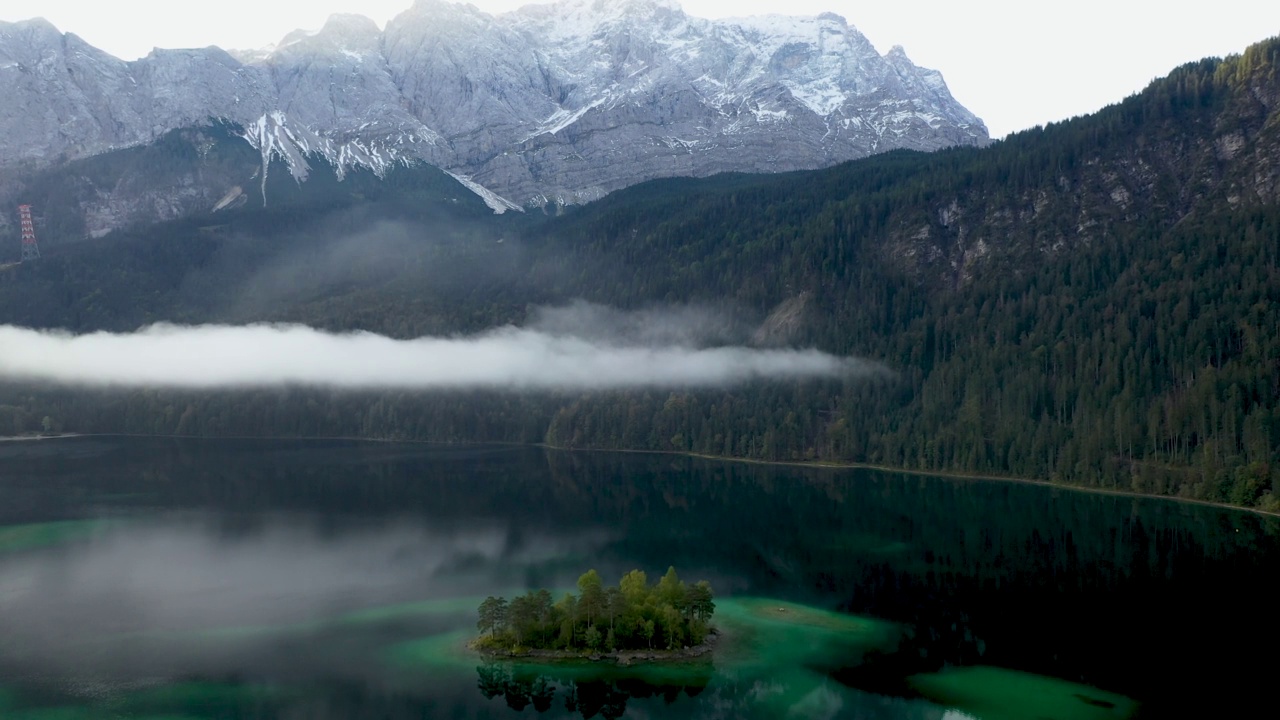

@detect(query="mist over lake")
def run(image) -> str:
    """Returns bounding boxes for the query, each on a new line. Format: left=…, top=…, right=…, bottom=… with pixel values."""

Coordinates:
left=1, top=437, right=1275, bottom=718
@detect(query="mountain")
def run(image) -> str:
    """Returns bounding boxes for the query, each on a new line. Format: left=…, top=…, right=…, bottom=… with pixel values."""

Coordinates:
left=0, top=0, right=986, bottom=226
left=3, top=37, right=1276, bottom=511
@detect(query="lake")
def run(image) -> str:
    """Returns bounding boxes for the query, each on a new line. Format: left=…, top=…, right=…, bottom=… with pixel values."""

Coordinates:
left=1, top=437, right=1276, bottom=718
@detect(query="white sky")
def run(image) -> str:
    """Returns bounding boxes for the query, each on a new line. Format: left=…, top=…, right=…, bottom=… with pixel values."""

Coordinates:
left=2, top=0, right=1277, bottom=138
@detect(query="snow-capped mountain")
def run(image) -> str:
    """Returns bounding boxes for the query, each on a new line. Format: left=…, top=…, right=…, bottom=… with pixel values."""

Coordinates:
left=0, top=0, right=987, bottom=215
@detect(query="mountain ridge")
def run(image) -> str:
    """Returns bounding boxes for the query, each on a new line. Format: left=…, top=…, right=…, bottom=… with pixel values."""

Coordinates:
left=4, top=28, right=1276, bottom=511
left=0, top=0, right=986, bottom=230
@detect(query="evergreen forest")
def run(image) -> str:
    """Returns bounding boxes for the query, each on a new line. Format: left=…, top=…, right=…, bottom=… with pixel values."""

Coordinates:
left=1, top=38, right=1279, bottom=511
left=474, top=568, right=716, bottom=654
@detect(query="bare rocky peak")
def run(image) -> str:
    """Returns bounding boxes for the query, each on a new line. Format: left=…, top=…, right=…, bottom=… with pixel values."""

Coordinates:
left=0, top=1, right=988, bottom=227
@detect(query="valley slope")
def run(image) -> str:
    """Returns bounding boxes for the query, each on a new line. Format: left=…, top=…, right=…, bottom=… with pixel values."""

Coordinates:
left=0, top=39, right=1277, bottom=511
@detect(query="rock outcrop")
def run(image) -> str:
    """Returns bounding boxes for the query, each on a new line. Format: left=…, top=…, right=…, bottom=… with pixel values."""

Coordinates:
left=0, top=0, right=988, bottom=217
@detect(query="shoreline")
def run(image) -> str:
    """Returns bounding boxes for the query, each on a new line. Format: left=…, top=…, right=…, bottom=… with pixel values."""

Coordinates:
left=533, top=444, right=1280, bottom=520
left=10, top=432, right=1277, bottom=519
left=470, top=630, right=719, bottom=666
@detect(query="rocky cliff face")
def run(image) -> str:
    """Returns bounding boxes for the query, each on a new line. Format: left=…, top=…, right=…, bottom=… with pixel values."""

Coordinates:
left=0, top=0, right=987, bottom=222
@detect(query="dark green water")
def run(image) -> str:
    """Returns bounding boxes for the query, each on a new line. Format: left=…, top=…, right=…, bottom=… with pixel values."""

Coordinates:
left=0, top=438, right=1276, bottom=718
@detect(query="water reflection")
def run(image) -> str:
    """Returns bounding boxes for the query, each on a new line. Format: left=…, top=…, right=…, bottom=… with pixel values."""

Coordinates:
left=0, top=515, right=615, bottom=684
left=0, top=437, right=1276, bottom=717
left=467, top=663, right=948, bottom=720
left=475, top=664, right=657, bottom=718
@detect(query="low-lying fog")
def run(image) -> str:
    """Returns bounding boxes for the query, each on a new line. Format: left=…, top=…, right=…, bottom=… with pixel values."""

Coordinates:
left=0, top=302, right=881, bottom=390
left=0, top=516, right=618, bottom=680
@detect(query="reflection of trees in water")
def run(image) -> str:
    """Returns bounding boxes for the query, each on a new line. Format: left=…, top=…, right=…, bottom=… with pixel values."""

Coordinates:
left=476, top=663, right=706, bottom=718
left=12, top=438, right=1280, bottom=711
left=478, top=664, right=557, bottom=713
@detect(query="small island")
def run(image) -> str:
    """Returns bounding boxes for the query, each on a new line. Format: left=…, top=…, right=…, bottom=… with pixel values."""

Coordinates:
left=473, top=567, right=716, bottom=660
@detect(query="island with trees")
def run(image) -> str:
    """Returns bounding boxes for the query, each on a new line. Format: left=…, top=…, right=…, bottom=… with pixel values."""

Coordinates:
left=473, top=567, right=716, bottom=660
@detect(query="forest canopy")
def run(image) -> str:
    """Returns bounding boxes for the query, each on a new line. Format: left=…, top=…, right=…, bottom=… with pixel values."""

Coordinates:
left=475, top=568, right=715, bottom=654
left=3, top=39, right=1280, bottom=511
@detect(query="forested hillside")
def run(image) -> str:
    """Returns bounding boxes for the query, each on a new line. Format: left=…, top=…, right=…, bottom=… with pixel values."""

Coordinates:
left=1, top=39, right=1278, bottom=510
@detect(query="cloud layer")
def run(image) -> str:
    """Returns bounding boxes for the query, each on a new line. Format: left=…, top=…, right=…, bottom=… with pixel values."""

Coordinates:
left=0, top=316, right=871, bottom=390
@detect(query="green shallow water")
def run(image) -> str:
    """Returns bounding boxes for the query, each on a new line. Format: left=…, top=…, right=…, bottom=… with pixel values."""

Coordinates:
left=1, top=594, right=918, bottom=719
left=0, top=571, right=1139, bottom=720
left=3, top=438, right=1274, bottom=717
left=910, top=666, right=1138, bottom=720
left=387, top=596, right=901, bottom=678
left=713, top=597, right=902, bottom=669
left=387, top=595, right=950, bottom=718
left=391, top=627, right=719, bottom=688
left=0, top=520, right=114, bottom=554
left=385, top=595, right=912, bottom=718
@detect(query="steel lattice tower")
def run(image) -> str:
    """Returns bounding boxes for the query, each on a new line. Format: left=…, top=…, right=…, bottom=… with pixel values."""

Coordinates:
left=18, top=204, right=40, bottom=261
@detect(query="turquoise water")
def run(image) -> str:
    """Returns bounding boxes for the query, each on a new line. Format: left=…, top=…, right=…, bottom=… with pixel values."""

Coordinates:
left=0, top=520, right=116, bottom=554
left=909, top=666, right=1137, bottom=720
left=1, top=438, right=1276, bottom=717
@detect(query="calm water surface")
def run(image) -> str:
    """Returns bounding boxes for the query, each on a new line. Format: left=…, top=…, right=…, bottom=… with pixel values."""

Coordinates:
left=0, top=437, right=1276, bottom=719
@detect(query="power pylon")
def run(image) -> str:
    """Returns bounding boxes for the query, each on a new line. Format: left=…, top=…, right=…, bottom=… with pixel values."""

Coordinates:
left=18, top=204, right=40, bottom=261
